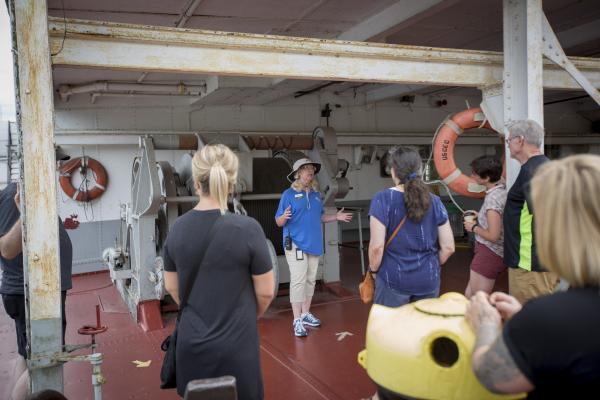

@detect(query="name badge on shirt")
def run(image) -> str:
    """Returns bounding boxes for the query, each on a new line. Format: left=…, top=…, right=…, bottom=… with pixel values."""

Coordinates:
left=294, top=193, right=304, bottom=199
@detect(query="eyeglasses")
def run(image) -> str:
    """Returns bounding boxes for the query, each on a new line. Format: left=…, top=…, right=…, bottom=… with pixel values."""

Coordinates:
left=505, top=135, right=522, bottom=145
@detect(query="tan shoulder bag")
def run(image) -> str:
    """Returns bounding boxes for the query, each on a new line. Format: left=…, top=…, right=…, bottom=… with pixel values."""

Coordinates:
left=359, top=216, right=407, bottom=304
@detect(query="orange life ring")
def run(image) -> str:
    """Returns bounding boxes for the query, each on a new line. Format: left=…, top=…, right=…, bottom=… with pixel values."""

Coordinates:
left=433, top=107, right=500, bottom=199
left=59, top=157, right=108, bottom=202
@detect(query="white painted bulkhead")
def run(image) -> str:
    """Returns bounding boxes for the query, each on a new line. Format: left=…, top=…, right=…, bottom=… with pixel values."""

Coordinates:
left=53, top=90, right=598, bottom=273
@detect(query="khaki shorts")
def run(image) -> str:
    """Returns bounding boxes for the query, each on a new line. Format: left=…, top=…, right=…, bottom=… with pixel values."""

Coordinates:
left=284, top=242, right=320, bottom=303
left=508, top=267, right=559, bottom=304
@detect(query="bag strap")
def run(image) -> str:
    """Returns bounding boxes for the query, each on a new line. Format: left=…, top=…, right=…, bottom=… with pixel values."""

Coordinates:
left=385, top=216, right=407, bottom=249
left=179, top=214, right=224, bottom=311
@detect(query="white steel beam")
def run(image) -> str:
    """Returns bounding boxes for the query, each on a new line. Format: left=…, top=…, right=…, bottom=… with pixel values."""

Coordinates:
left=12, top=0, right=63, bottom=391
left=48, top=18, right=600, bottom=91
left=542, top=15, right=600, bottom=106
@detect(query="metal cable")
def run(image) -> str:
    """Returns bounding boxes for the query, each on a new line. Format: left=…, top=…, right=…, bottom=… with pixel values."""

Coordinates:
left=50, top=0, right=67, bottom=57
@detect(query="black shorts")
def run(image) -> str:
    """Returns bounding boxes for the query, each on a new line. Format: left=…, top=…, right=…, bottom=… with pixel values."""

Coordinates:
left=2, top=292, right=67, bottom=359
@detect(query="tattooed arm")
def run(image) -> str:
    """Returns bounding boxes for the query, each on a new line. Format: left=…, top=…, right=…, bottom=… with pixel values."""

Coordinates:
left=466, top=292, right=535, bottom=394
left=471, top=325, right=535, bottom=393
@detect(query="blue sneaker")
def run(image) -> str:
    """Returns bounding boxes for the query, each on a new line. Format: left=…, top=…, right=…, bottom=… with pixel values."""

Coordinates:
left=301, top=312, right=321, bottom=327
left=293, top=318, right=308, bottom=337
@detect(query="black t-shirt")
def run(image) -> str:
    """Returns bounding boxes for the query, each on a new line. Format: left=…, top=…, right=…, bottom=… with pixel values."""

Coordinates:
left=163, top=209, right=272, bottom=399
left=503, top=287, right=600, bottom=399
left=0, top=183, right=73, bottom=295
left=503, top=155, right=549, bottom=271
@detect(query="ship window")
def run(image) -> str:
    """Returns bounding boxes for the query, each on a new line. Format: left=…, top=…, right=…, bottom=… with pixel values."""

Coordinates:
left=431, top=337, right=459, bottom=368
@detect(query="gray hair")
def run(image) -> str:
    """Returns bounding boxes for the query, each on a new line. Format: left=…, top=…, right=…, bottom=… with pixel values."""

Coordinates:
left=508, top=119, right=544, bottom=148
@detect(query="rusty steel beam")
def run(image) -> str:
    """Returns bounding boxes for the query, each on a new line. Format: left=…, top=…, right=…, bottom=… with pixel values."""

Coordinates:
left=12, top=0, right=63, bottom=391
left=152, top=134, right=200, bottom=150
left=242, top=135, right=314, bottom=150
left=48, top=18, right=600, bottom=91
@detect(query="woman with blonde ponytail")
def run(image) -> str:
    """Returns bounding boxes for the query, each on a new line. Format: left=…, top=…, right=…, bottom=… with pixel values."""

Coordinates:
left=368, top=147, right=455, bottom=307
left=192, top=144, right=238, bottom=213
left=163, top=144, right=275, bottom=399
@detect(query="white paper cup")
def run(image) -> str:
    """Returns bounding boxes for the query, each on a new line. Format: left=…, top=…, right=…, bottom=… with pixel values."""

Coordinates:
left=464, top=215, right=476, bottom=224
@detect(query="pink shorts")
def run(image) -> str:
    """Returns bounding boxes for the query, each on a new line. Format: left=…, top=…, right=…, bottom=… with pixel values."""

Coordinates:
left=470, top=241, right=506, bottom=280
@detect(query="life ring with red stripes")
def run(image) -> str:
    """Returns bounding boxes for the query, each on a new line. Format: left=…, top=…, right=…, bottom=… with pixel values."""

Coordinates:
left=433, top=107, right=502, bottom=198
left=59, top=157, right=108, bottom=202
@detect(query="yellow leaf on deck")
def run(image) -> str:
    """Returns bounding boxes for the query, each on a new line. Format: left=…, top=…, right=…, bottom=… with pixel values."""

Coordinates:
left=132, top=360, right=152, bottom=368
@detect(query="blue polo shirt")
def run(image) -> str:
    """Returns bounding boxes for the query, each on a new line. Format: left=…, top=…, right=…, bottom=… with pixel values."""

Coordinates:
left=275, top=188, right=324, bottom=255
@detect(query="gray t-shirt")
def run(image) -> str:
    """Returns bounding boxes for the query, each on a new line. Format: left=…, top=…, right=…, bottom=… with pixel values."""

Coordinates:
left=0, top=183, right=73, bottom=295
left=475, top=183, right=507, bottom=257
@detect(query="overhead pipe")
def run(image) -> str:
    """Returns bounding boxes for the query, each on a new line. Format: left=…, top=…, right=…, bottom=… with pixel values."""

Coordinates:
left=58, top=82, right=206, bottom=102
left=88, top=92, right=203, bottom=104
left=264, top=0, right=328, bottom=34
left=136, top=72, right=149, bottom=83
left=175, top=0, right=205, bottom=28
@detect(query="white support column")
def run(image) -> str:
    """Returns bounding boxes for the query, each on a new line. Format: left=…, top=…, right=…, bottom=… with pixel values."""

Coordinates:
left=11, top=0, right=63, bottom=391
left=503, top=0, right=544, bottom=189
left=480, top=83, right=505, bottom=134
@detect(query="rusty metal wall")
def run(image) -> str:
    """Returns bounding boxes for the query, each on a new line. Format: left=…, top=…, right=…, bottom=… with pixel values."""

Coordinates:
left=241, top=158, right=290, bottom=255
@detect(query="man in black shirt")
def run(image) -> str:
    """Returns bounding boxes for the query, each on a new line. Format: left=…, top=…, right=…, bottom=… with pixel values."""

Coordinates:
left=0, top=183, right=73, bottom=399
left=502, top=120, right=558, bottom=304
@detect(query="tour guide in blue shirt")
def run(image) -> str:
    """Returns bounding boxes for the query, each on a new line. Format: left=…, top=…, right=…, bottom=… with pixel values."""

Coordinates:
left=275, top=158, right=352, bottom=337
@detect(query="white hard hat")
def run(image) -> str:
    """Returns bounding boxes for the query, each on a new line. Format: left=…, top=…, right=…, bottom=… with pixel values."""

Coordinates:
left=287, top=158, right=321, bottom=182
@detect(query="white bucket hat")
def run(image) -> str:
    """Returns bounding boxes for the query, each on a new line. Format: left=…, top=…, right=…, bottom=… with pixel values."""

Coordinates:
left=287, top=158, right=321, bottom=183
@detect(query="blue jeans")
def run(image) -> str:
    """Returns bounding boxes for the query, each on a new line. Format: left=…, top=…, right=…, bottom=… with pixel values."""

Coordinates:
left=373, top=273, right=439, bottom=307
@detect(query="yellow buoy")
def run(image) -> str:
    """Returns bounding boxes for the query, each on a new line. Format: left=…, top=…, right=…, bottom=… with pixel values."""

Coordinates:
left=357, top=292, right=524, bottom=400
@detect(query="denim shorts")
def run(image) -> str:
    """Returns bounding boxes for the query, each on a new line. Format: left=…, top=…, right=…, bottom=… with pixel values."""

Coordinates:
left=373, top=274, right=439, bottom=308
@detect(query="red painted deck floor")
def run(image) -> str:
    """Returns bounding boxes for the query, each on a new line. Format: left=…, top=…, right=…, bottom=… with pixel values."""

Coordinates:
left=0, top=245, right=506, bottom=399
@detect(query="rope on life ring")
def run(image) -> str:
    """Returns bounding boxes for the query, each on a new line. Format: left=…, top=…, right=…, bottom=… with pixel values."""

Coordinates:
left=59, top=156, right=108, bottom=202
left=433, top=107, right=503, bottom=199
